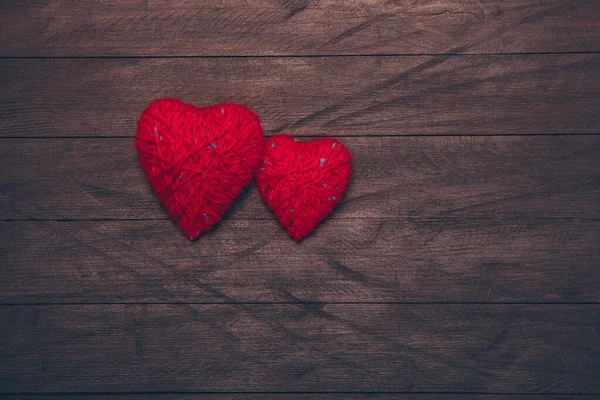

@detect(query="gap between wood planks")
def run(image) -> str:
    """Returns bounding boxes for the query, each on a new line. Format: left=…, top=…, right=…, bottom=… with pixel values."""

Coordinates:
left=1, top=51, right=599, bottom=59
left=1, top=391, right=600, bottom=396
left=1, top=302, right=599, bottom=306
left=2, top=133, right=600, bottom=139
left=1, top=390, right=599, bottom=395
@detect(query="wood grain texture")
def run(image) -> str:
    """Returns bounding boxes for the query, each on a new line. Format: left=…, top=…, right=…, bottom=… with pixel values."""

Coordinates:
left=2, top=136, right=599, bottom=221
left=1, top=0, right=599, bottom=56
left=2, top=217, right=598, bottom=303
left=1, top=304, right=598, bottom=393
left=1, top=55, right=599, bottom=137
left=2, top=397, right=594, bottom=400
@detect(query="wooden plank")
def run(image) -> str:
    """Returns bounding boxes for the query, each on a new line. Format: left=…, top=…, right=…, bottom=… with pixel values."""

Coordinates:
left=2, top=217, right=598, bottom=303
left=2, top=136, right=599, bottom=221
left=0, top=304, right=598, bottom=393
left=1, top=55, right=599, bottom=137
left=1, top=0, right=599, bottom=56
left=3, top=396, right=591, bottom=399
left=1, top=396, right=592, bottom=400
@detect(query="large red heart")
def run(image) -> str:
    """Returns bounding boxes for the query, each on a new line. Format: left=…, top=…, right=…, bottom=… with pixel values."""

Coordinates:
left=256, top=135, right=352, bottom=240
left=136, top=99, right=264, bottom=239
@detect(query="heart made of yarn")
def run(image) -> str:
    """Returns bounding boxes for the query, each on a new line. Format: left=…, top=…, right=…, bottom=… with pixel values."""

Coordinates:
left=256, top=135, right=352, bottom=240
left=136, top=99, right=264, bottom=239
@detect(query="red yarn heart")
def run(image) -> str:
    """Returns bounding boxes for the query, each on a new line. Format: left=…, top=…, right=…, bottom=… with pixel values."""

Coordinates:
left=136, top=99, right=264, bottom=239
left=256, top=135, right=352, bottom=240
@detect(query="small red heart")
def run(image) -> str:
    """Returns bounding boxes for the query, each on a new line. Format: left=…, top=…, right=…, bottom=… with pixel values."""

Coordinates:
left=257, top=135, right=352, bottom=240
left=136, top=99, right=264, bottom=239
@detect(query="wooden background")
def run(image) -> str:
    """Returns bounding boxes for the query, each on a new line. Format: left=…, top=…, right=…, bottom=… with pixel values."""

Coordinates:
left=1, top=0, right=599, bottom=398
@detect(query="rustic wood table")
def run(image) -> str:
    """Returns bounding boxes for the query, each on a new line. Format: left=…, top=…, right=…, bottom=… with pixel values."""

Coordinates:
left=1, top=1, right=599, bottom=398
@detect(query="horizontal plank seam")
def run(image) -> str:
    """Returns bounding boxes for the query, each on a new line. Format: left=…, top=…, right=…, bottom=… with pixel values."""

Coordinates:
left=1, top=52, right=599, bottom=59
left=1, top=302, right=599, bottom=306
left=2, top=217, right=599, bottom=222
left=2, top=133, right=600, bottom=139
left=1, top=391, right=598, bottom=396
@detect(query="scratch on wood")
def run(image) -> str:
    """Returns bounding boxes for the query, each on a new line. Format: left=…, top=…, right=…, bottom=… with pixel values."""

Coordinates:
left=284, top=2, right=308, bottom=21
left=324, top=259, right=370, bottom=285
left=322, top=13, right=393, bottom=47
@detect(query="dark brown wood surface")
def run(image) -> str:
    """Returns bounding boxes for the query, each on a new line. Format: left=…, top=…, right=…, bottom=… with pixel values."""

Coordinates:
left=2, top=217, right=598, bottom=304
left=2, top=136, right=599, bottom=220
left=1, top=0, right=599, bottom=398
left=1, top=55, right=599, bottom=137
left=2, top=397, right=596, bottom=400
left=1, top=305, right=599, bottom=393
left=1, top=0, right=599, bottom=56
